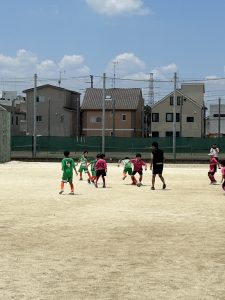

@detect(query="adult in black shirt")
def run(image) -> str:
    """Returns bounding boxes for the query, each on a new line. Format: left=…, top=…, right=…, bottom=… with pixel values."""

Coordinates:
left=150, top=142, right=166, bottom=190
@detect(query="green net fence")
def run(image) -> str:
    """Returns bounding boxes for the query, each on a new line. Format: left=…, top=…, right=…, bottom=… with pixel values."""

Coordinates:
left=11, top=136, right=225, bottom=154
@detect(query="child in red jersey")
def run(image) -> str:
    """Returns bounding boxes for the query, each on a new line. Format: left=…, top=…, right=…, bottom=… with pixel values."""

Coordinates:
left=220, top=160, right=225, bottom=191
left=130, top=153, right=147, bottom=186
left=95, top=153, right=107, bottom=188
left=208, top=153, right=218, bottom=184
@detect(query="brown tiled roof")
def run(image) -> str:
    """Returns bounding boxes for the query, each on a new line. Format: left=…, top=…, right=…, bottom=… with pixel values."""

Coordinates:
left=81, top=88, right=143, bottom=110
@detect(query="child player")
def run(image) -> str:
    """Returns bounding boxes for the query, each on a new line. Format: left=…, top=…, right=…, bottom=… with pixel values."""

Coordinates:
left=118, top=157, right=133, bottom=181
left=95, top=153, right=107, bottom=188
left=130, top=153, right=147, bottom=186
left=88, top=153, right=101, bottom=183
left=220, top=160, right=225, bottom=191
left=150, top=142, right=166, bottom=190
left=208, top=152, right=218, bottom=184
left=59, top=151, right=77, bottom=195
left=78, top=150, right=92, bottom=183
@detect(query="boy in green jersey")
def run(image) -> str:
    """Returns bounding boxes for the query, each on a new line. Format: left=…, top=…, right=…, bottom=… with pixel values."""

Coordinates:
left=118, top=157, right=133, bottom=181
left=78, top=150, right=92, bottom=182
left=88, top=153, right=101, bottom=183
left=59, top=151, right=77, bottom=195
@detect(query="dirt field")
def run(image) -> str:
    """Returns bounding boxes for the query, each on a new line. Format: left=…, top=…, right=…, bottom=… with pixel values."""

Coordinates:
left=0, top=162, right=225, bottom=300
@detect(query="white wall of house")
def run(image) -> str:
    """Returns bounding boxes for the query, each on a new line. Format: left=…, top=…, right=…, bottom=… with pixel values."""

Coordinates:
left=206, top=104, right=225, bottom=135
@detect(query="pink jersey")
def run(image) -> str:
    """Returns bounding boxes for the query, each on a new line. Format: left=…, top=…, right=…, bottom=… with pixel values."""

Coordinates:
left=130, top=158, right=146, bottom=172
left=95, top=159, right=107, bottom=171
left=221, top=167, right=225, bottom=177
left=209, top=157, right=217, bottom=173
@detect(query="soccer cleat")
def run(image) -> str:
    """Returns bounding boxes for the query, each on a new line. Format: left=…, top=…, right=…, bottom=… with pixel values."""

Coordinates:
left=87, top=179, right=91, bottom=184
left=122, top=175, right=127, bottom=180
left=137, top=182, right=142, bottom=187
left=163, top=184, right=166, bottom=189
left=59, top=190, right=64, bottom=194
left=95, top=184, right=98, bottom=188
left=69, top=191, right=74, bottom=195
left=103, top=185, right=106, bottom=188
left=79, top=178, right=83, bottom=181
left=151, top=187, right=155, bottom=190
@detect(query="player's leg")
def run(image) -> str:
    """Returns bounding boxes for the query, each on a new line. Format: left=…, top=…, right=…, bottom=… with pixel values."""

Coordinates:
left=159, top=174, right=166, bottom=189
left=102, top=175, right=106, bottom=188
left=69, top=180, right=74, bottom=194
left=122, top=167, right=127, bottom=180
left=59, top=181, right=65, bottom=194
left=79, top=166, right=83, bottom=180
left=131, top=171, right=137, bottom=185
left=151, top=174, right=156, bottom=190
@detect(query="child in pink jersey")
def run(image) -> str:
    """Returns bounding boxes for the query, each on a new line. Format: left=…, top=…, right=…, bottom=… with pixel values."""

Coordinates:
left=95, top=153, right=107, bottom=188
left=208, top=153, right=218, bottom=184
left=220, top=160, right=225, bottom=191
left=130, top=153, right=147, bottom=186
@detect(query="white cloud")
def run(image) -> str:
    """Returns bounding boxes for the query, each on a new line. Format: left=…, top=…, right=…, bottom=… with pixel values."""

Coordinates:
left=106, top=52, right=145, bottom=77
left=0, top=50, right=90, bottom=78
left=86, top=0, right=151, bottom=16
left=151, top=63, right=178, bottom=80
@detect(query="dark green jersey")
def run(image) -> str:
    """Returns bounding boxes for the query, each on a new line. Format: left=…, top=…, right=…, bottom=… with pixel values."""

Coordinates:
left=62, top=157, right=75, bottom=177
left=90, top=159, right=97, bottom=172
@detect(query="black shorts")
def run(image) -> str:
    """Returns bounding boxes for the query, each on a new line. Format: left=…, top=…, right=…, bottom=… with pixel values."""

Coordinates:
left=208, top=171, right=216, bottom=176
left=132, top=170, right=143, bottom=176
left=96, top=169, right=106, bottom=177
left=153, top=164, right=163, bottom=175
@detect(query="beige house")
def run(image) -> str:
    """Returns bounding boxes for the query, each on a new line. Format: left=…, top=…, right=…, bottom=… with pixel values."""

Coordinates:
left=151, top=84, right=205, bottom=137
left=23, top=84, right=80, bottom=137
left=81, top=88, right=144, bottom=137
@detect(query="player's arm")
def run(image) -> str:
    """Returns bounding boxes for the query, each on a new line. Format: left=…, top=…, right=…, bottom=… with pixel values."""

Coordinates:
left=150, top=153, right=153, bottom=170
left=144, top=161, right=147, bottom=171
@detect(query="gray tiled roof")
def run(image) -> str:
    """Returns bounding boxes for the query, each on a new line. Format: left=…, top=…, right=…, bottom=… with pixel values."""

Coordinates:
left=81, top=88, right=143, bottom=110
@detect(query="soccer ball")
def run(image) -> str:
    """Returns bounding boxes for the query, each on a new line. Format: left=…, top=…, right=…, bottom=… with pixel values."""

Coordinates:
left=137, top=182, right=142, bottom=187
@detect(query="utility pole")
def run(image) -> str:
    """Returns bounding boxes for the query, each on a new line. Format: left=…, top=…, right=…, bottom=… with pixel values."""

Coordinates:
left=148, top=73, right=154, bottom=106
left=218, top=97, right=221, bottom=144
left=102, top=73, right=106, bottom=153
left=173, top=72, right=177, bottom=161
left=33, top=73, right=37, bottom=158
left=90, top=75, right=93, bottom=88
left=113, top=61, right=118, bottom=88
left=112, top=96, right=115, bottom=136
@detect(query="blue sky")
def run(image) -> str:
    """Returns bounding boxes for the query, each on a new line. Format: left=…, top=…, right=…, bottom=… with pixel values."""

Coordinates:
left=0, top=0, right=225, bottom=103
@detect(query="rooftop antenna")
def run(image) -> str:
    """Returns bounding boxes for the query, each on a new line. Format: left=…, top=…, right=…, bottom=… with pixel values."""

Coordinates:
left=113, top=61, right=118, bottom=88
left=58, top=70, right=65, bottom=87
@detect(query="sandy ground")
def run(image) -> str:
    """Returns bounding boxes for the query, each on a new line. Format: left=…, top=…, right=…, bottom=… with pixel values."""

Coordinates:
left=0, top=162, right=225, bottom=300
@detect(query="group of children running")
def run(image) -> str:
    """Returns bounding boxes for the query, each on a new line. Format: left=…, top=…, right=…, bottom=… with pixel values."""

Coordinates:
left=208, top=143, right=225, bottom=191
left=59, top=142, right=166, bottom=194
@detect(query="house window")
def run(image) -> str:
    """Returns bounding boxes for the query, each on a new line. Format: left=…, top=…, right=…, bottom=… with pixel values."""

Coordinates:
left=90, top=116, right=102, bottom=123
left=170, top=96, right=173, bottom=105
left=166, top=113, right=173, bottom=122
left=16, top=116, right=19, bottom=125
left=166, top=131, right=180, bottom=137
left=36, top=96, right=45, bottom=103
left=177, top=96, right=181, bottom=106
left=213, top=114, right=225, bottom=117
left=187, top=117, right=194, bottom=122
left=36, top=115, right=43, bottom=122
left=122, top=114, right=126, bottom=121
left=152, top=113, right=159, bottom=122
left=166, top=113, right=180, bottom=122
left=11, top=116, right=13, bottom=125
left=152, top=131, right=159, bottom=137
